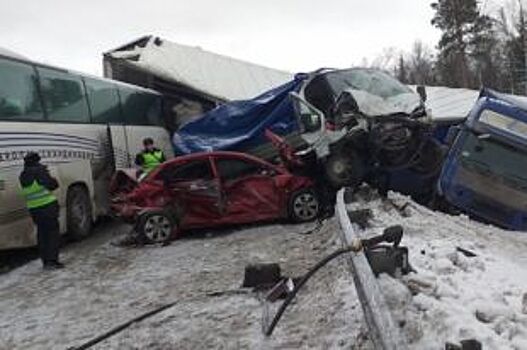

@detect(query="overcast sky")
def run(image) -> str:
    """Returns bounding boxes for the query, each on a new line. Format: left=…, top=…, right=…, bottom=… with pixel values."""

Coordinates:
left=0, top=0, right=504, bottom=76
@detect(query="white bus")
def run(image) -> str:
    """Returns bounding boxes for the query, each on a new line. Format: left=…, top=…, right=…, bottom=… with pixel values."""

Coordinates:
left=0, top=51, right=174, bottom=250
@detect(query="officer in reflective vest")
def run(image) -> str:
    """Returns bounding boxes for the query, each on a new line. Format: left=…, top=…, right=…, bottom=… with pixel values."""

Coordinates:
left=135, top=138, right=166, bottom=177
left=19, top=152, right=64, bottom=269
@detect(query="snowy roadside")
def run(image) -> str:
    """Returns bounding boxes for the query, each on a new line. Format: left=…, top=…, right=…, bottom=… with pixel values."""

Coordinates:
left=347, top=188, right=527, bottom=350
left=0, top=220, right=371, bottom=349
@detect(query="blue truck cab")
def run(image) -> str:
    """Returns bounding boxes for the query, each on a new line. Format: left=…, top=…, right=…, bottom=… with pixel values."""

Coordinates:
left=439, top=89, right=527, bottom=230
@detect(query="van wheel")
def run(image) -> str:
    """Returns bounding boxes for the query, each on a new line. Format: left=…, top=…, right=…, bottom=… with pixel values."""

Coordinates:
left=67, top=186, right=93, bottom=240
left=325, top=151, right=366, bottom=189
left=137, top=210, right=177, bottom=244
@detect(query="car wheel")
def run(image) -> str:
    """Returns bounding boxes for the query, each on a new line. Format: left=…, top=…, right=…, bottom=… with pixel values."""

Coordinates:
left=289, top=189, right=320, bottom=222
left=67, top=185, right=93, bottom=241
left=137, top=211, right=177, bottom=244
left=324, top=151, right=366, bottom=189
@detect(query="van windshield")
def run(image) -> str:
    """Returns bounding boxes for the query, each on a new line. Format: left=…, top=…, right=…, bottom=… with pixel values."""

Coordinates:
left=459, top=132, right=527, bottom=192
left=324, top=69, right=413, bottom=99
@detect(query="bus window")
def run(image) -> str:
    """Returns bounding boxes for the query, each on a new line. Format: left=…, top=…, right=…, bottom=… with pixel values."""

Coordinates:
left=0, top=58, right=44, bottom=121
left=37, top=67, right=90, bottom=123
left=118, top=86, right=163, bottom=126
left=84, top=78, right=122, bottom=124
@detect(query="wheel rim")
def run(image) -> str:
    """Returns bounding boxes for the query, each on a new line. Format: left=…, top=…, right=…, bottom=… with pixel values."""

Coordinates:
left=293, top=192, right=319, bottom=221
left=329, top=158, right=353, bottom=183
left=71, top=195, right=89, bottom=230
left=144, top=215, right=172, bottom=242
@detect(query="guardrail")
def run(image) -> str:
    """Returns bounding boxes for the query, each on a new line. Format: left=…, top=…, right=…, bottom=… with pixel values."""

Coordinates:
left=336, top=189, right=408, bottom=350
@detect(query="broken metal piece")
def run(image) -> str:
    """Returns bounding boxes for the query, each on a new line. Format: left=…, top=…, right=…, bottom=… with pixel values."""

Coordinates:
left=456, top=247, right=477, bottom=258
left=242, top=263, right=282, bottom=289
left=460, top=339, right=482, bottom=350
left=445, top=339, right=482, bottom=350
left=347, top=209, right=373, bottom=229
left=445, top=343, right=462, bottom=350
left=265, top=278, right=295, bottom=302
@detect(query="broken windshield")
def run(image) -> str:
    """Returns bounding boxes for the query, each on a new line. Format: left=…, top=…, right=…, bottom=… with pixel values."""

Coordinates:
left=324, top=69, right=413, bottom=100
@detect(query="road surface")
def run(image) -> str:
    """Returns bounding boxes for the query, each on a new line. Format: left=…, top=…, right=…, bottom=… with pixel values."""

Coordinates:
left=0, top=219, right=371, bottom=349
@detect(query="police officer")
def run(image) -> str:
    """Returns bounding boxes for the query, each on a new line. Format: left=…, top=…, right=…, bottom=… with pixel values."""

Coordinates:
left=19, top=152, right=64, bottom=269
left=135, top=138, right=166, bottom=176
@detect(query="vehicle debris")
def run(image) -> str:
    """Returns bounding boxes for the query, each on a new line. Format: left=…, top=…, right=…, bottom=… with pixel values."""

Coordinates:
left=456, top=246, right=477, bottom=258
left=265, top=278, right=295, bottom=302
left=242, top=263, right=282, bottom=289
left=347, top=208, right=373, bottom=228
left=263, top=222, right=408, bottom=337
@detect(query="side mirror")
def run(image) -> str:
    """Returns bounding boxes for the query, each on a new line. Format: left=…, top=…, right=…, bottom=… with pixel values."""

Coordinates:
left=416, top=85, right=427, bottom=103
left=289, top=92, right=324, bottom=133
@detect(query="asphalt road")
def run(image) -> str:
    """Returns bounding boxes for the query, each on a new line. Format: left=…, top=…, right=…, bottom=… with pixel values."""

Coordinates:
left=0, top=219, right=127, bottom=274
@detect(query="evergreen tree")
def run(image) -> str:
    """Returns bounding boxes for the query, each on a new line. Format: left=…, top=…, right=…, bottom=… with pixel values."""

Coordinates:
left=431, top=0, right=492, bottom=88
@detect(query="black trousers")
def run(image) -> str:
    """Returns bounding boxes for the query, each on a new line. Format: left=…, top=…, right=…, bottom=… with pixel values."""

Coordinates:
left=29, top=202, right=60, bottom=264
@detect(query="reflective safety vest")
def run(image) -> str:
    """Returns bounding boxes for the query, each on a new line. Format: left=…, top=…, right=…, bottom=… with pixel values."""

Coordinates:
left=142, top=151, right=164, bottom=174
left=21, top=180, right=57, bottom=209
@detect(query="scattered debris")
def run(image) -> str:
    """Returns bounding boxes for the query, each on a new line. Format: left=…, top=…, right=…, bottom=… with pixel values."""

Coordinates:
left=265, top=278, right=295, bottom=302
left=460, top=339, right=482, bottom=350
left=456, top=246, right=477, bottom=258
left=347, top=209, right=373, bottom=229
left=242, top=263, right=282, bottom=289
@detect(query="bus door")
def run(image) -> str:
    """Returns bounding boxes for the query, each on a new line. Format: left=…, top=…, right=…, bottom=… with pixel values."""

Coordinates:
left=107, top=124, right=132, bottom=169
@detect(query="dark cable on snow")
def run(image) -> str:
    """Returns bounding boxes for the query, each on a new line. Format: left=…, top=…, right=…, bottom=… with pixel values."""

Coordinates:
left=69, top=289, right=250, bottom=350
left=70, top=302, right=179, bottom=350
left=264, top=246, right=358, bottom=336
left=265, top=227, right=402, bottom=336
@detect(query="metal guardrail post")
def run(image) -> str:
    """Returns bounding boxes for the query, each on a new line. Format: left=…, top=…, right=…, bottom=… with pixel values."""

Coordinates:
left=336, top=189, right=408, bottom=350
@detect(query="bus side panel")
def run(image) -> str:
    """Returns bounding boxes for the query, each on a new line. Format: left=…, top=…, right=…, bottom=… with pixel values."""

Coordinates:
left=0, top=122, right=108, bottom=249
left=0, top=165, right=36, bottom=248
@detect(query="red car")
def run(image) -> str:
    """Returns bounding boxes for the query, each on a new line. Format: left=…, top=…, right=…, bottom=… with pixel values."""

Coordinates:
left=110, top=151, right=321, bottom=243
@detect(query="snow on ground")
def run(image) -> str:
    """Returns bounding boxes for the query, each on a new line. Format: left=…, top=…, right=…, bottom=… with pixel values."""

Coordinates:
left=0, top=219, right=371, bottom=350
left=347, top=188, right=527, bottom=350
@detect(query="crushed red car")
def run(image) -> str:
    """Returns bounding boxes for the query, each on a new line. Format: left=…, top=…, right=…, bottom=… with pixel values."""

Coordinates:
left=110, top=150, right=321, bottom=243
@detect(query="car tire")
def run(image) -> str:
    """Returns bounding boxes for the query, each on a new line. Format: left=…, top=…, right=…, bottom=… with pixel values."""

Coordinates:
left=324, top=151, right=366, bottom=189
left=137, top=210, right=177, bottom=244
left=67, top=185, right=93, bottom=241
left=289, top=189, right=320, bottom=223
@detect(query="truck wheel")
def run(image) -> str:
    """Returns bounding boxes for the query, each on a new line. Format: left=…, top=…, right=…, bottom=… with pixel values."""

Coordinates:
left=289, top=189, right=320, bottom=222
left=67, top=186, right=93, bottom=240
left=325, top=151, right=365, bottom=189
left=137, top=211, right=177, bottom=244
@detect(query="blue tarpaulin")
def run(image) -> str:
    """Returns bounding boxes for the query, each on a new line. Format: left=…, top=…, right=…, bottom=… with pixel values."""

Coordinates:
left=172, top=74, right=308, bottom=154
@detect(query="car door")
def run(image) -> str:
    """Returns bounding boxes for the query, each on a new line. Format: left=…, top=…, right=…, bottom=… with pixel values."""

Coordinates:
left=160, top=157, right=223, bottom=228
left=214, top=155, right=281, bottom=224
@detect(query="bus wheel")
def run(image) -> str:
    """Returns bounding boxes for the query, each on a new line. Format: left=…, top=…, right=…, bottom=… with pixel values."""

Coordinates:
left=67, top=185, right=93, bottom=241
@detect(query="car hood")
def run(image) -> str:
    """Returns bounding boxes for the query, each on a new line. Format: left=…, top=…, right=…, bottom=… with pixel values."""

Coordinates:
left=344, top=88, right=422, bottom=118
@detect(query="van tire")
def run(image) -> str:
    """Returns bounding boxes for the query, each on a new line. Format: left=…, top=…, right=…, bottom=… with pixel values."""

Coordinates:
left=324, top=151, right=366, bottom=189
left=67, top=185, right=93, bottom=241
